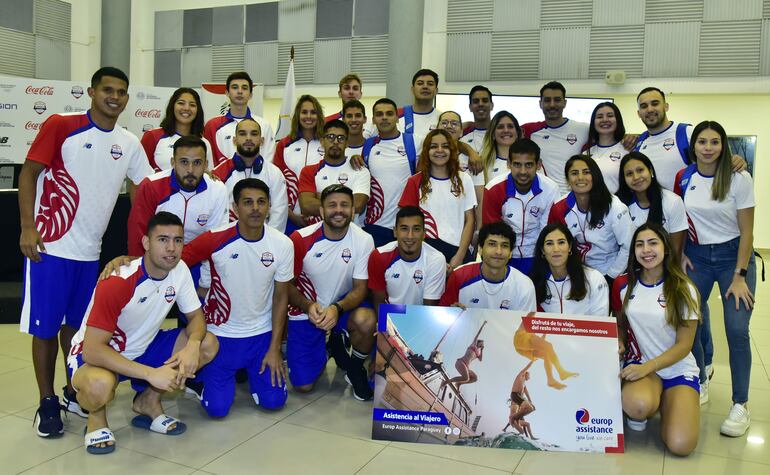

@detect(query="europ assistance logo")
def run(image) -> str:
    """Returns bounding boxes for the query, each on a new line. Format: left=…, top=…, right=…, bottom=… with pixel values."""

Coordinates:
left=575, top=408, right=614, bottom=434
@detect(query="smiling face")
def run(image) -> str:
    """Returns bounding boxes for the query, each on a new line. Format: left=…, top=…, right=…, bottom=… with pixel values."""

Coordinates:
left=692, top=128, right=723, bottom=168
left=395, top=215, right=425, bottom=258
left=494, top=116, right=518, bottom=148
left=593, top=105, right=617, bottom=138
left=634, top=229, right=665, bottom=272
left=88, top=75, right=129, bottom=121
left=469, top=90, right=493, bottom=123
left=437, top=112, right=462, bottom=140
left=636, top=90, right=668, bottom=130
left=567, top=159, right=593, bottom=195
left=480, top=234, right=513, bottom=271
left=623, top=158, right=652, bottom=194
left=299, top=100, right=319, bottom=131
left=343, top=106, right=366, bottom=136
left=542, top=229, right=570, bottom=271
left=143, top=224, right=184, bottom=273
left=539, top=88, right=566, bottom=122
left=321, top=192, right=353, bottom=231
left=173, top=92, right=198, bottom=128
left=427, top=133, right=451, bottom=169
left=509, top=152, right=538, bottom=190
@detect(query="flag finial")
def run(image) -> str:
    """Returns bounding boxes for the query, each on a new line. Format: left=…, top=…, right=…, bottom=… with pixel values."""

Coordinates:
left=290, top=46, right=295, bottom=60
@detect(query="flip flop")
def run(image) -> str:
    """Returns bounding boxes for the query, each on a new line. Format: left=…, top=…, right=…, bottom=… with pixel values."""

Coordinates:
left=131, top=414, right=187, bottom=435
left=84, top=427, right=116, bottom=455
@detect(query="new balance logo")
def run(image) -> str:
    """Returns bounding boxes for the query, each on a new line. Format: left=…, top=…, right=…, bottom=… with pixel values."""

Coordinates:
left=230, top=253, right=239, bottom=259
left=315, top=252, right=323, bottom=258
left=471, top=298, right=480, bottom=303
left=391, top=273, right=400, bottom=279
left=83, top=143, right=92, bottom=149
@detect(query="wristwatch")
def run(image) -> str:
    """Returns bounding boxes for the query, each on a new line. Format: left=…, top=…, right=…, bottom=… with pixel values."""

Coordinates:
left=331, top=302, right=344, bottom=315
left=736, top=268, right=748, bottom=277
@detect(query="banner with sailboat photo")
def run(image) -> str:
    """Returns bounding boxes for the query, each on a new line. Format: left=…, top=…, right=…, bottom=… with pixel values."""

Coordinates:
left=372, top=305, right=624, bottom=453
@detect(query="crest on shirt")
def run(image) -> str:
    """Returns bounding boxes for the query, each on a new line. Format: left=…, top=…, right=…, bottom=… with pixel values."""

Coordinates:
left=610, top=152, right=622, bottom=161
left=657, top=293, right=666, bottom=308
left=110, top=144, right=123, bottom=160
left=663, top=138, right=675, bottom=151
left=196, top=214, right=209, bottom=226
left=261, top=252, right=274, bottom=267
left=413, top=270, right=424, bottom=284
left=500, top=299, right=511, bottom=310
left=566, top=133, right=577, bottom=145
left=397, top=146, right=406, bottom=156
left=341, top=248, right=352, bottom=263
left=337, top=173, right=349, bottom=185
left=595, top=220, right=605, bottom=229
left=164, top=286, right=176, bottom=303
left=530, top=206, right=541, bottom=217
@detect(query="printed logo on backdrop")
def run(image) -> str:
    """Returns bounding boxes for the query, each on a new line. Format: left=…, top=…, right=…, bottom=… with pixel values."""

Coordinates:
left=136, top=92, right=145, bottom=100
left=1, top=103, right=17, bottom=110
left=142, top=123, right=154, bottom=132
left=135, top=109, right=161, bottom=118
left=134, top=92, right=161, bottom=101
left=0, top=84, right=16, bottom=92
left=33, top=102, right=47, bottom=115
left=25, top=121, right=42, bottom=131
left=70, top=86, right=84, bottom=99
left=0, top=136, right=10, bottom=147
left=26, top=86, right=54, bottom=95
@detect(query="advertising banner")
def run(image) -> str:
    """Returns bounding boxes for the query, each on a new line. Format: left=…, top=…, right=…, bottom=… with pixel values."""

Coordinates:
left=372, top=304, right=624, bottom=453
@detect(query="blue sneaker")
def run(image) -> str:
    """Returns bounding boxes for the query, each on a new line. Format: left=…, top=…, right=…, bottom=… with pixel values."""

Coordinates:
left=34, top=396, right=64, bottom=438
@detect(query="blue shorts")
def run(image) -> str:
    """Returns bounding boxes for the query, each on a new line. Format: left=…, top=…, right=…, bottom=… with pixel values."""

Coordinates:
left=21, top=254, right=99, bottom=339
left=68, top=328, right=182, bottom=391
left=510, top=257, right=534, bottom=276
left=623, top=360, right=700, bottom=394
left=199, top=332, right=287, bottom=417
left=287, top=319, right=327, bottom=387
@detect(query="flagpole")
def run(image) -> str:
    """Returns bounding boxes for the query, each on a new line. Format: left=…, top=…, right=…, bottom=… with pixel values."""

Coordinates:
left=276, top=46, right=296, bottom=140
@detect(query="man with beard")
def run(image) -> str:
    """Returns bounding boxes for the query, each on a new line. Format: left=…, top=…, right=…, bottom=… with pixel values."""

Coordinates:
left=68, top=212, right=218, bottom=454
left=212, top=118, right=288, bottom=231
left=181, top=179, right=292, bottom=417
left=298, top=120, right=370, bottom=226
left=287, top=185, right=376, bottom=400
left=127, top=136, right=229, bottom=258
left=19, top=67, right=154, bottom=436
left=460, top=85, right=494, bottom=154
left=520, top=82, right=590, bottom=195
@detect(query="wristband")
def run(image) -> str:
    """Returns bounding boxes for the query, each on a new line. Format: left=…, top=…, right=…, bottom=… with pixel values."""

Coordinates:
left=331, top=302, right=344, bottom=316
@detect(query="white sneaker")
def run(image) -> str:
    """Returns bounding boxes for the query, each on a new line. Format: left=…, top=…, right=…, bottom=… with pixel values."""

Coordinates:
left=706, top=364, right=714, bottom=380
left=700, top=380, right=709, bottom=406
left=627, top=418, right=647, bottom=431
left=720, top=403, right=750, bottom=437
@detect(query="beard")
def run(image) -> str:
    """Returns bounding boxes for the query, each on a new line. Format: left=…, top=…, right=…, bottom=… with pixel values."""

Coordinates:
left=236, top=143, right=260, bottom=158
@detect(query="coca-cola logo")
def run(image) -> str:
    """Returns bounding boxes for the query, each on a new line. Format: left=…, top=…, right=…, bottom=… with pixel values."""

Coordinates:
left=26, top=86, right=54, bottom=95
left=71, top=86, right=84, bottom=98
left=25, top=121, right=42, bottom=131
left=33, top=101, right=47, bottom=114
left=135, top=109, right=161, bottom=118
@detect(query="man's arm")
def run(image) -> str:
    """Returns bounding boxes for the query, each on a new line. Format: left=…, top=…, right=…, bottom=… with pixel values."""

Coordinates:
left=298, top=192, right=321, bottom=218
left=18, top=160, right=47, bottom=262
left=261, top=281, right=290, bottom=386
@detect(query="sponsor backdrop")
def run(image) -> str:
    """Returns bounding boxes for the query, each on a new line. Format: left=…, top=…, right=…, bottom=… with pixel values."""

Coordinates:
left=373, top=305, right=624, bottom=453
left=0, top=76, right=260, bottom=166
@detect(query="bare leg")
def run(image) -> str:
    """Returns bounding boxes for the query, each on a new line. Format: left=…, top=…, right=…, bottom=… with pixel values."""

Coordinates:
left=660, top=385, right=700, bottom=456
left=531, top=336, right=577, bottom=389
left=72, top=366, right=118, bottom=450
left=621, top=374, right=662, bottom=421
left=348, top=308, right=376, bottom=354
left=440, top=359, right=471, bottom=391
left=513, top=400, right=535, bottom=419
left=32, top=335, right=58, bottom=399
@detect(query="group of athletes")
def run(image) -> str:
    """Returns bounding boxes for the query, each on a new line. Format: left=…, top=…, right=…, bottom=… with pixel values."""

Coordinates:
left=18, top=65, right=756, bottom=457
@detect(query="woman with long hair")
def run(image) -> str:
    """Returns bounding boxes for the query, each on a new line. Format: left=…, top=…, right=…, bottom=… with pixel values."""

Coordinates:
left=529, top=223, right=609, bottom=316
left=587, top=102, right=627, bottom=193
left=612, top=223, right=700, bottom=456
left=141, top=87, right=213, bottom=171
left=480, top=111, right=522, bottom=184
left=617, top=152, right=687, bottom=256
left=399, top=129, right=476, bottom=268
left=548, top=155, right=633, bottom=280
left=674, top=121, right=756, bottom=436
left=273, top=95, right=326, bottom=233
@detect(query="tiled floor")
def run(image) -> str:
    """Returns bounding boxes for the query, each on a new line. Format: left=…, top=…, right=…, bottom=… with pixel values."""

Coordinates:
left=1, top=282, right=769, bottom=474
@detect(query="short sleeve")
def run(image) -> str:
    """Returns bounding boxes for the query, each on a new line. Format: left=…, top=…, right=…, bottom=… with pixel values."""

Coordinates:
left=25, top=114, right=68, bottom=167
left=663, top=191, right=688, bottom=233
left=353, top=233, right=375, bottom=280
left=176, top=264, right=202, bottom=314
left=367, top=251, right=387, bottom=292
left=350, top=168, right=371, bottom=196
left=275, top=236, right=294, bottom=283
left=423, top=253, right=447, bottom=300
left=439, top=272, right=460, bottom=306
left=297, top=165, right=317, bottom=194
left=126, top=140, right=154, bottom=185
left=86, top=278, right=134, bottom=333
left=460, top=172, right=477, bottom=211
left=732, top=171, right=755, bottom=210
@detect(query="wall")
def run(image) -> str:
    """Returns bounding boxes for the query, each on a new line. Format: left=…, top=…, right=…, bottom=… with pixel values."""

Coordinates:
left=68, top=0, right=101, bottom=82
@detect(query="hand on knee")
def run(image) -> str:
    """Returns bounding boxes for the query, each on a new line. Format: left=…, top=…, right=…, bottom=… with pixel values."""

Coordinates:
left=199, top=334, right=219, bottom=365
left=253, top=390, right=287, bottom=411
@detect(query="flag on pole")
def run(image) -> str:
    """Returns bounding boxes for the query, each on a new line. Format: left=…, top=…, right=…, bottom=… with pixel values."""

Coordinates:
left=275, top=46, right=296, bottom=140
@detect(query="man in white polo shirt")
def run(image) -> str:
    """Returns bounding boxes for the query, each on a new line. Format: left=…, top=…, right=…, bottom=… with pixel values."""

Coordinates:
left=67, top=212, right=218, bottom=454
left=19, top=66, right=153, bottom=437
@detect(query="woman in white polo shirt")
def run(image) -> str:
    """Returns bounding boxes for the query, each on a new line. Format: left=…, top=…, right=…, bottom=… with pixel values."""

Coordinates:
left=612, top=223, right=700, bottom=456
left=529, top=222, right=609, bottom=316
left=674, top=120, right=756, bottom=438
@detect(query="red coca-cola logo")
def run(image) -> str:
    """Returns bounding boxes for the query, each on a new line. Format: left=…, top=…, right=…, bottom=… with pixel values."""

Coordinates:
left=25, top=121, right=42, bottom=130
left=26, top=86, right=54, bottom=95
left=134, top=109, right=161, bottom=118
